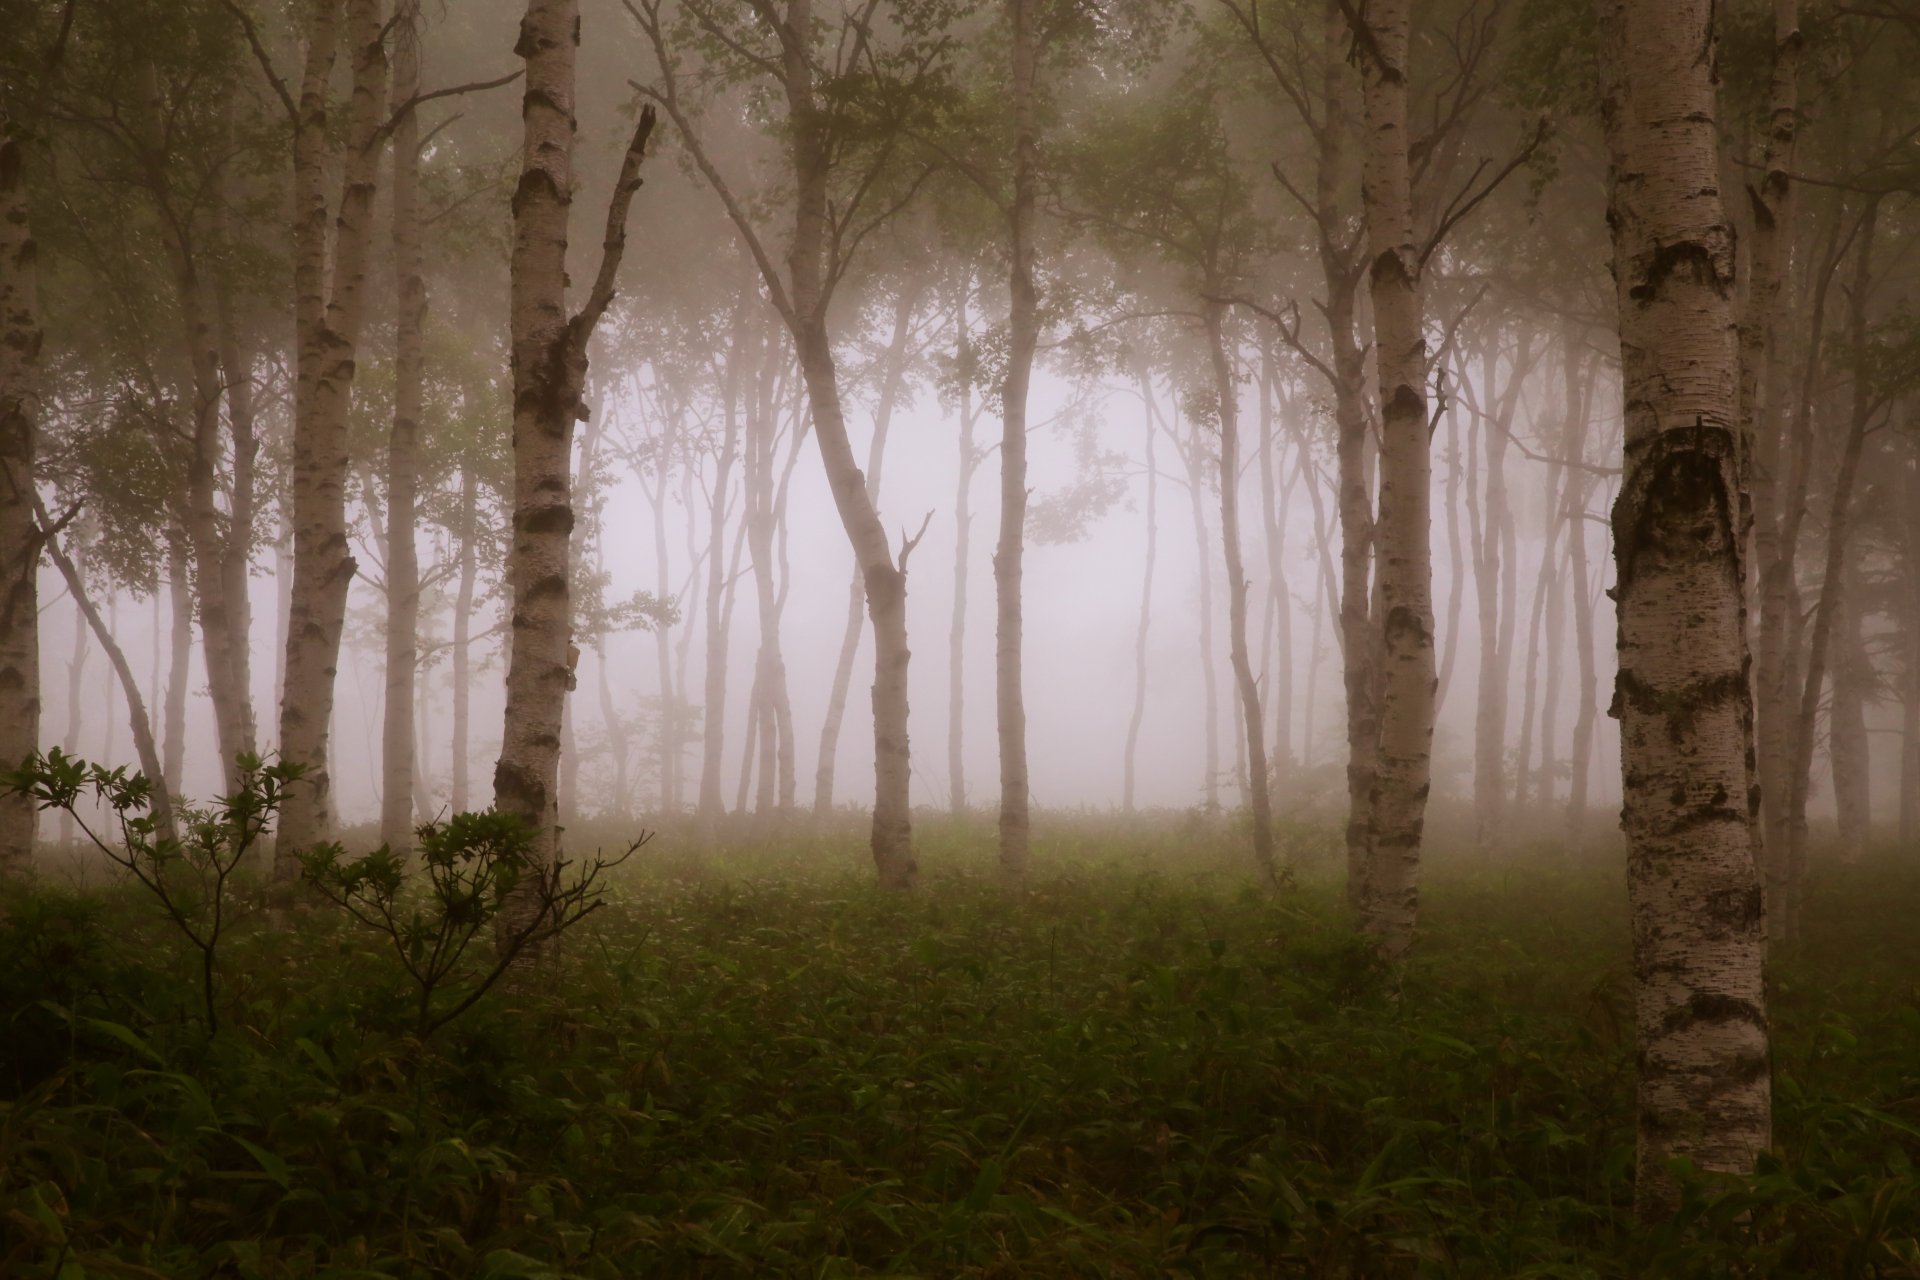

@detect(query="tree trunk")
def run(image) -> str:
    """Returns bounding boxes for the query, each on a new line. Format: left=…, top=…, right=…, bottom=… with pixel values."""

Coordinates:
left=450, top=465, right=478, bottom=812
left=60, top=580, right=88, bottom=846
left=164, top=532, right=192, bottom=792
left=37, top=508, right=175, bottom=843
left=381, top=1, right=424, bottom=854
left=949, top=282, right=980, bottom=816
left=813, top=290, right=913, bottom=814
left=1596, top=0, right=1771, bottom=1218
left=275, top=0, right=385, bottom=875
left=1743, top=0, right=1803, bottom=893
left=1828, top=554, right=1870, bottom=862
left=1434, top=381, right=1465, bottom=719
left=494, top=0, right=654, bottom=945
left=1562, top=340, right=1600, bottom=852
left=1351, top=0, right=1434, bottom=955
left=1206, top=304, right=1277, bottom=884
left=1183, top=420, right=1222, bottom=812
left=1758, top=206, right=1844, bottom=926
left=1902, top=455, right=1920, bottom=847
left=1124, top=366, right=1159, bottom=813
left=1316, top=0, right=1378, bottom=909
left=1783, top=199, right=1879, bottom=938
left=698, top=286, right=748, bottom=836
left=995, top=0, right=1039, bottom=881
left=0, top=113, right=41, bottom=871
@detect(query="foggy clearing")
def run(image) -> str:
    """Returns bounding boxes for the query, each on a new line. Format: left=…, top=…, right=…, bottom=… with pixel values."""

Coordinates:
left=3, top=0, right=1919, bottom=1273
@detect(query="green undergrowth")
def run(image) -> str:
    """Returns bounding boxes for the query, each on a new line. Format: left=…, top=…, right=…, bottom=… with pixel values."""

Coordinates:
left=4, top=821, right=1920, bottom=1277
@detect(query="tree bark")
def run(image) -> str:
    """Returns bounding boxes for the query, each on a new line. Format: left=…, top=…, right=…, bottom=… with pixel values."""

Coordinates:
left=494, top=0, right=655, bottom=945
left=275, top=0, right=385, bottom=875
left=1351, top=0, right=1434, bottom=955
left=1903, top=455, right=1920, bottom=847
left=1596, top=0, right=1771, bottom=1218
left=1206, top=303, right=1276, bottom=884
left=0, top=112, right=41, bottom=871
left=381, top=0, right=424, bottom=854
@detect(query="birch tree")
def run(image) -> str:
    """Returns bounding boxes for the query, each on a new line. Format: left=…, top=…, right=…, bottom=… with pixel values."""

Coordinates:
left=0, top=109, right=41, bottom=871
left=1595, top=0, right=1771, bottom=1218
left=495, top=0, right=656, bottom=939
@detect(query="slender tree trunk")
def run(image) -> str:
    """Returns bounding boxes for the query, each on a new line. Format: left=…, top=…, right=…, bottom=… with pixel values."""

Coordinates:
left=381, top=1, right=425, bottom=853
left=275, top=0, right=385, bottom=874
left=1596, top=0, right=1770, bottom=1217
left=37, top=509, right=175, bottom=842
left=1537, top=536, right=1568, bottom=808
left=1744, top=0, right=1803, bottom=892
left=1206, top=304, right=1276, bottom=883
left=1759, top=206, right=1844, bottom=924
left=0, top=114, right=41, bottom=870
left=699, top=288, right=748, bottom=835
left=1351, top=0, right=1434, bottom=954
left=164, top=532, right=192, bottom=792
left=1828, top=554, right=1870, bottom=862
left=1562, top=342, right=1600, bottom=852
left=1124, top=368, right=1159, bottom=813
left=1435, top=385, right=1465, bottom=718
left=61, top=585, right=88, bottom=846
left=1315, top=0, right=1378, bottom=908
left=1783, top=199, right=1879, bottom=938
left=450, top=466, right=478, bottom=812
left=494, top=0, right=655, bottom=944
left=1259, top=359, right=1296, bottom=768
left=1902, top=455, right=1920, bottom=847
left=1513, top=455, right=1564, bottom=812
left=813, top=289, right=915, bottom=813
left=649, top=452, right=673, bottom=816
left=1184, top=422, right=1222, bottom=811
left=995, top=0, right=1039, bottom=880
left=949, top=284, right=979, bottom=817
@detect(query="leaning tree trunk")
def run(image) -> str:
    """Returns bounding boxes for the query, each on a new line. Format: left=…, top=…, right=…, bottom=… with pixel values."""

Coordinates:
left=381, top=0, right=425, bottom=854
left=1596, top=0, right=1771, bottom=1220
left=1205, top=302, right=1277, bottom=885
left=37, top=505, right=176, bottom=844
left=814, top=289, right=913, bottom=813
left=996, top=0, right=1039, bottom=881
left=494, top=0, right=655, bottom=946
left=0, top=112, right=42, bottom=872
left=275, top=0, right=384, bottom=875
left=1351, top=0, right=1434, bottom=956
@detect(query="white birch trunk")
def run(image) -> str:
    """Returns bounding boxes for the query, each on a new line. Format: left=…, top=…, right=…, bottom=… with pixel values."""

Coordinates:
left=1596, top=0, right=1771, bottom=1217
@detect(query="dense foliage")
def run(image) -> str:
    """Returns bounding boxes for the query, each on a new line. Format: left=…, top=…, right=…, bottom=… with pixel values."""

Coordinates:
left=5, top=822, right=1918, bottom=1277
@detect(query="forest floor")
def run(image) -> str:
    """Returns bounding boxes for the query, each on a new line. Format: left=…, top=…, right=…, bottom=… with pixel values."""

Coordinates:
left=5, top=814, right=1920, bottom=1277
